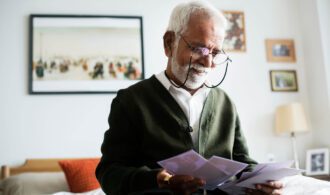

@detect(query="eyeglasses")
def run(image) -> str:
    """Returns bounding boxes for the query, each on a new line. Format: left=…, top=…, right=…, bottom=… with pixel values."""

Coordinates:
left=180, top=35, right=231, bottom=65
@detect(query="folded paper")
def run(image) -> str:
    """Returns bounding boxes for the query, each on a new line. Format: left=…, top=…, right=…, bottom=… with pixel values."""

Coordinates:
left=158, top=150, right=303, bottom=191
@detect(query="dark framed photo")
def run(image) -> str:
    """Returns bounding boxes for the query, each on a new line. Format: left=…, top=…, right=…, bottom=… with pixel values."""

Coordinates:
left=223, top=10, right=246, bottom=52
left=306, top=148, right=329, bottom=176
left=265, top=39, right=296, bottom=62
left=269, top=70, right=298, bottom=92
left=29, top=14, right=144, bottom=94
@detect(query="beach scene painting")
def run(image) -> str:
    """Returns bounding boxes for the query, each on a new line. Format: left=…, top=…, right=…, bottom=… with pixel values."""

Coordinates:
left=30, top=15, right=144, bottom=94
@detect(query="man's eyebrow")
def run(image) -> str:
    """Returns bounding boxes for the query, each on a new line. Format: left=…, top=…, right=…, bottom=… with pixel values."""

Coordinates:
left=190, top=41, right=221, bottom=52
left=188, top=41, right=206, bottom=47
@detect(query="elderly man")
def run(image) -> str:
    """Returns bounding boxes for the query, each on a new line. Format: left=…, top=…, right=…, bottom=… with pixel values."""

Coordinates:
left=96, top=1, right=283, bottom=194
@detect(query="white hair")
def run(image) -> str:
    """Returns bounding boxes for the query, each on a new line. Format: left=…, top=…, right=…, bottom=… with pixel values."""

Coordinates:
left=167, top=0, right=227, bottom=36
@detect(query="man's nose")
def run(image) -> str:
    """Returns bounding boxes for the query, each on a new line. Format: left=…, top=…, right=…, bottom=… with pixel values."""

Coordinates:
left=200, top=54, right=214, bottom=68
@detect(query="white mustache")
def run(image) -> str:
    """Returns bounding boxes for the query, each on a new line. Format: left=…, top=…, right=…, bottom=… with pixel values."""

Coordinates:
left=190, top=64, right=211, bottom=73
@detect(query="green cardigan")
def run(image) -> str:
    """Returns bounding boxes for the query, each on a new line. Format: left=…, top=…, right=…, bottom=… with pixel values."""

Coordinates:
left=96, top=75, right=257, bottom=195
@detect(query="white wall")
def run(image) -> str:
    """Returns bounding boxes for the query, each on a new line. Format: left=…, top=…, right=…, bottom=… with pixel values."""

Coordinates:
left=299, top=0, right=330, bottom=149
left=317, top=0, right=330, bottom=103
left=0, top=0, right=324, bottom=168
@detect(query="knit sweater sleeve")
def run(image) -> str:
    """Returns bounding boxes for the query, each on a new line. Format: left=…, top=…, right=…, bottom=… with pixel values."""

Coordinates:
left=232, top=114, right=258, bottom=172
left=95, top=90, right=160, bottom=195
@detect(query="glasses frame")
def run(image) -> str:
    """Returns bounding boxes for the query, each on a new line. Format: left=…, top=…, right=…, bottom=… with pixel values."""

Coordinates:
left=180, top=35, right=232, bottom=65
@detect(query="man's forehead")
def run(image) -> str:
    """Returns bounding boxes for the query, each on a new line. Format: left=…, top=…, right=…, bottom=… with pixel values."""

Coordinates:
left=182, top=26, right=224, bottom=48
left=188, top=38, right=224, bottom=50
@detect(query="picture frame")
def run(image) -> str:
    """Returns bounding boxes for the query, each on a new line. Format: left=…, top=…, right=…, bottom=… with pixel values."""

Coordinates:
left=222, top=10, right=246, bottom=52
left=265, top=39, right=296, bottom=62
left=29, top=14, right=144, bottom=94
left=306, top=148, right=329, bottom=176
left=269, top=70, right=298, bottom=92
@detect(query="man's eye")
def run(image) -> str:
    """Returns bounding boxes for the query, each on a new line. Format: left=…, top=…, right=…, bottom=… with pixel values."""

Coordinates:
left=193, top=47, right=203, bottom=53
left=211, top=52, right=219, bottom=57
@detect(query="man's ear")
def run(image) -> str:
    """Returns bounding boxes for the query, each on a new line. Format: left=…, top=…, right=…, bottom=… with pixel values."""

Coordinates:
left=163, top=31, right=175, bottom=57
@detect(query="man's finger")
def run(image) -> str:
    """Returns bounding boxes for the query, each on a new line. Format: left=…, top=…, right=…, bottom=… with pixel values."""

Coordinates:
left=256, top=184, right=282, bottom=194
left=271, top=189, right=283, bottom=195
left=168, top=175, right=195, bottom=191
left=157, top=169, right=173, bottom=188
left=267, top=181, right=283, bottom=189
left=169, top=175, right=194, bottom=184
left=168, top=175, right=205, bottom=193
left=182, top=178, right=205, bottom=192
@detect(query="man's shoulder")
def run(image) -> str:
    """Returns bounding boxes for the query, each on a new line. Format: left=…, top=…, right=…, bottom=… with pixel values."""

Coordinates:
left=210, top=87, right=231, bottom=100
left=127, top=75, right=158, bottom=90
left=208, top=88, right=237, bottom=110
left=116, top=75, right=159, bottom=98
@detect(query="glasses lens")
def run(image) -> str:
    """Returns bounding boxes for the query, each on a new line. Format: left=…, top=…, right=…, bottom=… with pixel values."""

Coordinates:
left=199, top=47, right=210, bottom=56
left=213, top=53, right=229, bottom=65
left=192, top=47, right=209, bottom=58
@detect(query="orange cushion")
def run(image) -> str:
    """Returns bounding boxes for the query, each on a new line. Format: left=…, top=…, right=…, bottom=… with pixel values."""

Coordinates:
left=58, top=158, right=100, bottom=193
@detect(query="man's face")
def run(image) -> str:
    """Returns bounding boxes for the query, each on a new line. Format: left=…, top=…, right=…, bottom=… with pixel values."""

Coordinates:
left=170, top=13, right=224, bottom=90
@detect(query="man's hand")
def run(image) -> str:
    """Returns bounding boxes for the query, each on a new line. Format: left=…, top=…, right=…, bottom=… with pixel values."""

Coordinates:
left=157, top=169, right=205, bottom=195
left=246, top=181, right=283, bottom=195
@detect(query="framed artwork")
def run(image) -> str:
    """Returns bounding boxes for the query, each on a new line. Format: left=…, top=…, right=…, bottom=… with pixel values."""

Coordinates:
left=29, top=14, right=144, bottom=94
left=270, top=70, right=298, bottom=92
left=223, top=10, right=246, bottom=52
left=265, top=39, right=296, bottom=62
left=306, top=148, right=329, bottom=176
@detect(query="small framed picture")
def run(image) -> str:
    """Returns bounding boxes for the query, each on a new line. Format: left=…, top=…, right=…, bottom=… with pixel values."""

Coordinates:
left=306, top=148, right=329, bottom=176
left=265, top=39, right=296, bottom=62
left=270, top=70, right=298, bottom=92
left=223, top=10, right=246, bottom=52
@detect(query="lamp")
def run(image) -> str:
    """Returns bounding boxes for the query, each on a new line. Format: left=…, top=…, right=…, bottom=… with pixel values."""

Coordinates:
left=275, top=102, right=309, bottom=169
